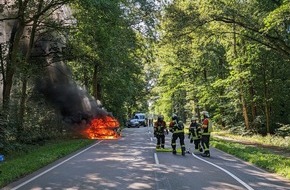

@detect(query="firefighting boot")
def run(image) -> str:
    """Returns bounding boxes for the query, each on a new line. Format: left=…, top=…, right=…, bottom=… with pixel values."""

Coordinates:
left=199, top=145, right=203, bottom=152
left=156, top=145, right=161, bottom=149
left=172, top=144, right=176, bottom=154
left=201, top=151, right=210, bottom=157
left=181, top=147, right=186, bottom=156
left=161, top=145, right=165, bottom=149
left=206, top=151, right=211, bottom=157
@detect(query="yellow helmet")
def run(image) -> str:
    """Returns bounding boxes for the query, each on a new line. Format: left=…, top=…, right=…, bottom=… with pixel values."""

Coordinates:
left=201, top=111, right=209, bottom=117
left=191, top=116, right=197, bottom=121
left=172, top=114, right=178, bottom=120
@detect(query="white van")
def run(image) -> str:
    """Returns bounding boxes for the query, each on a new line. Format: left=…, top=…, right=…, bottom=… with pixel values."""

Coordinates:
left=134, top=113, right=146, bottom=127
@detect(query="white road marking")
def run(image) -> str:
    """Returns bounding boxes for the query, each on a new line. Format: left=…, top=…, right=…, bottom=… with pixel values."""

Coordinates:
left=147, top=127, right=153, bottom=142
left=154, top=153, right=159, bottom=165
left=10, top=141, right=103, bottom=190
left=192, top=153, right=254, bottom=190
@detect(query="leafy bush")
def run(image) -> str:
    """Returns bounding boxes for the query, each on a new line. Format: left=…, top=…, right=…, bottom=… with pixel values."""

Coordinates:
left=275, top=124, right=290, bottom=137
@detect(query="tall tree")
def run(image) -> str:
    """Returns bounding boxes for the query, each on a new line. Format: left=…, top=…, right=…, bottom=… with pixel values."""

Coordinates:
left=68, top=0, right=159, bottom=120
left=151, top=0, right=290, bottom=135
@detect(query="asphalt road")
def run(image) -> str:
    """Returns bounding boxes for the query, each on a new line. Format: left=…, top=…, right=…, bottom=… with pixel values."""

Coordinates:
left=3, top=127, right=290, bottom=190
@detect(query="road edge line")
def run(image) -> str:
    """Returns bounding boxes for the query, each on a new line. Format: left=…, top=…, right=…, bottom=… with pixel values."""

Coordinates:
left=10, top=140, right=103, bottom=190
left=192, top=153, right=254, bottom=190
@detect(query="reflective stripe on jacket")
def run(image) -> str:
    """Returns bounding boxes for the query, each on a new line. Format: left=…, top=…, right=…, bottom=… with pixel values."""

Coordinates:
left=154, top=121, right=167, bottom=135
left=172, top=120, right=184, bottom=133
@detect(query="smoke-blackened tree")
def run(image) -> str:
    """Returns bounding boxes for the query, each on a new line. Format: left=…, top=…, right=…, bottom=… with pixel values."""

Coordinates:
left=0, top=0, right=71, bottom=110
left=0, top=0, right=74, bottom=151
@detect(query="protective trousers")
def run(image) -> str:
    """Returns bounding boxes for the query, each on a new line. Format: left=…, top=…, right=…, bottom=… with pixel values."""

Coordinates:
left=156, top=134, right=165, bottom=148
left=189, top=130, right=201, bottom=152
left=201, top=134, right=210, bottom=154
left=171, top=132, right=185, bottom=155
left=194, top=139, right=201, bottom=151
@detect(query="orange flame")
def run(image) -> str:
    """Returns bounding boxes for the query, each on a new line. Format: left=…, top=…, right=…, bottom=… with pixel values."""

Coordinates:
left=84, top=116, right=121, bottom=139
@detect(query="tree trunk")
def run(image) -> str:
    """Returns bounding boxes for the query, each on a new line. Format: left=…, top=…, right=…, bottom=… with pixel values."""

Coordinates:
left=83, top=65, right=89, bottom=89
left=262, top=62, right=270, bottom=135
left=18, top=77, right=27, bottom=137
left=233, top=21, right=250, bottom=129
left=240, top=91, right=250, bottom=129
left=19, top=0, right=44, bottom=136
left=203, top=68, right=207, bottom=81
left=92, top=64, right=102, bottom=102
left=0, top=44, right=5, bottom=81
left=0, top=44, right=5, bottom=141
left=3, top=21, right=25, bottom=111
left=249, top=80, right=257, bottom=121
left=219, top=58, right=226, bottom=128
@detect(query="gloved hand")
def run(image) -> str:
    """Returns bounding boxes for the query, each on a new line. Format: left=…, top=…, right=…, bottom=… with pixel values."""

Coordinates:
left=166, top=130, right=169, bottom=135
left=190, top=139, right=193, bottom=143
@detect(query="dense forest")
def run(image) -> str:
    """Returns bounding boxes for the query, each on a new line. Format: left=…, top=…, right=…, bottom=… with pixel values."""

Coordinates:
left=0, top=0, right=289, bottom=153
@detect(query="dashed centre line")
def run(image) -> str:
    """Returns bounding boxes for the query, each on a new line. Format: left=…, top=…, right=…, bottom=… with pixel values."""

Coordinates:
left=154, top=153, right=160, bottom=165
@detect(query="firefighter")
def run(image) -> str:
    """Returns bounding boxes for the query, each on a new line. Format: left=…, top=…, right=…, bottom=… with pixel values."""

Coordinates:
left=188, top=116, right=202, bottom=153
left=169, top=114, right=186, bottom=156
left=154, top=115, right=168, bottom=149
left=200, top=111, right=211, bottom=157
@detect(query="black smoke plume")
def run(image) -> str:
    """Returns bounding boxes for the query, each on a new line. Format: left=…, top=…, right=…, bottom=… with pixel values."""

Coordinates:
left=35, top=62, right=107, bottom=124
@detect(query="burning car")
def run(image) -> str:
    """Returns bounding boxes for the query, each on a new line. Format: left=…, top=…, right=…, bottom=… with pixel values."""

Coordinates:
left=83, top=115, right=121, bottom=139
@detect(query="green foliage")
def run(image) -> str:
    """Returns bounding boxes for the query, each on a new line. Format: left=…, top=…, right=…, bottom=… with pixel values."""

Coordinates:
left=67, top=0, right=160, bottom=120
left=150, top=0, right=290, bottom=136
left=275, top=124, right=290, bottom=138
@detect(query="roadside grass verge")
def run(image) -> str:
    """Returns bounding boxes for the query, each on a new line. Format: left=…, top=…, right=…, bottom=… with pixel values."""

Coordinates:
left=0, top=139, right=95, bottom=188
left=213, top=131, right=290, bottom=149
left=211, top=137, right=290, bottom=180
